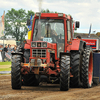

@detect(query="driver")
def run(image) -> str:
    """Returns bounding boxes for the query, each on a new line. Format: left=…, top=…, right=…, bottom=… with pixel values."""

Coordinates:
left=37, top=24, right=54, bottom=41
left=45, top=24, right=52, bottom=37
left=45, top=24, right=58, bottom=42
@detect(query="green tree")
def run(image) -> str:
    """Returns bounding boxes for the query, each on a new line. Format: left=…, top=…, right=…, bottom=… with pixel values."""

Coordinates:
left=41, top=9, right=57, bottom=13
left=5, top=8, right=35, bottom=44
left=26, top=10, right=35, bottom=19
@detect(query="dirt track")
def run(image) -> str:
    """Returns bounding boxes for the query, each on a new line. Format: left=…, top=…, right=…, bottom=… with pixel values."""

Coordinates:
left=0, top=75, right=100, bottom=100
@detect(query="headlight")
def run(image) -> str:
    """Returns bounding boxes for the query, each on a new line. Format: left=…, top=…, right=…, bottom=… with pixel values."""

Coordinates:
left=37, top=42, right=41, bottom=47
left=31, top=42, right=36, bottom=47
left=43, top=42, right=47, bottom=47
left=58, top=13, right=63, bottom=17
left=36, top=12, right=41, bottom=16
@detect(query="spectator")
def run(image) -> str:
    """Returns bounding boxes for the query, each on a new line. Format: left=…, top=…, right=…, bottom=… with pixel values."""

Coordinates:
left=2, top=45, right=8, bottom=62
left=0, top=45, right=3, bottom=62
left=8, top=44, right=12, bottom=55
left=12, top=45, right=17, bottom=52
left=0, top=44, right=3, bottom=52
left=3, top=45, right=8, bottom=52
left=8, top=44, right=10, bottom=47
left=76, top=35, right=81, bottom=40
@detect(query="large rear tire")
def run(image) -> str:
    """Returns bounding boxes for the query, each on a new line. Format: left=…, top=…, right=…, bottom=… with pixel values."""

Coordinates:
left=60, top=55, right=70, bottom=91
left=81, top=47, right=93, bottom=88
left=70, top=51, right=81, bottom=87
left=11, top=55, right=22, bottom=89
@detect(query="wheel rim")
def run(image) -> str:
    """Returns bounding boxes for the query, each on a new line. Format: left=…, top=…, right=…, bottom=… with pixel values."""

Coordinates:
left=88, top=52, right=93, bottom=85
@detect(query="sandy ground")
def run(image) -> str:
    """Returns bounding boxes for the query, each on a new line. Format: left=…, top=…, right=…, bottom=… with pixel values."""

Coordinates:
left=0, top=75, right=100, bottom=100
left=0, top=65, right=11, bottom=68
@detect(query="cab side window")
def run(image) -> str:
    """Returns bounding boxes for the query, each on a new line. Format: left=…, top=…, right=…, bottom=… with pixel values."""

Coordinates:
left=67, top=20, right=71, bottom=41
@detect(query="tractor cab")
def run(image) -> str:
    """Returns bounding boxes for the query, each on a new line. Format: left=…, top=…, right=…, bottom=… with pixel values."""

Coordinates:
left=32, top=18, right=65, bottom=58
left=27, top=13, right=79, bottom=59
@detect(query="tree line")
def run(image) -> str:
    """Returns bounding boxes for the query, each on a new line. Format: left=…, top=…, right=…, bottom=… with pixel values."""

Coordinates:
left=3, top=8, right=55, bottom=43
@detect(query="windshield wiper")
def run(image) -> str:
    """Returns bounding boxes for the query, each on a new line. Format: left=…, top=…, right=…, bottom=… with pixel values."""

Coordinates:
left=35, top=28, right=38, bottom=37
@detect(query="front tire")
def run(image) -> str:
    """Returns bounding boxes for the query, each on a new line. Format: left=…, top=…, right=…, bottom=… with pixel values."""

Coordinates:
left=60, top=55, right=70, bottom=91
left=11, top=55, right=22, bottom=89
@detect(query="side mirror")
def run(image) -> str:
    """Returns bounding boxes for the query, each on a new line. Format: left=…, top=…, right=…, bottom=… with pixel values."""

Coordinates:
left=75, top=21, right=80, bottom=28
left=27, top=19, right=31, bottom=26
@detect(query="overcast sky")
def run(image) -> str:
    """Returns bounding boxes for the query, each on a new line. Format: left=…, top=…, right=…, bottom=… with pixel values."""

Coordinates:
left=0, top=0, right=100, bottom=34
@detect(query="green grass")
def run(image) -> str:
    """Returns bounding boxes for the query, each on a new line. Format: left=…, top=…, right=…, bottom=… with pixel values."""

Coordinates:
left=0, top=62, right=11, bottom=65
left=0, top=67, right=11, bottom=71
left=0, top=62, right=11, bottom=73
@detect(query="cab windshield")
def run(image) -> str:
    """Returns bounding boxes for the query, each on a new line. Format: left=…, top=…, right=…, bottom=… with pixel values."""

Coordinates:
left=33, top=19, right=64, bottom=43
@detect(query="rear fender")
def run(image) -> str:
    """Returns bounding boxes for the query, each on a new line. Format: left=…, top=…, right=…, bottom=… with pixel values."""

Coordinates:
left=11, top=52, right=23, bottom=56
left=11, top=52, right=23, bottom=61
left=70, top=39, right=80, bottom=50
left=70, top=40, right=86, bottom=51
left=79, top=40, right=86, bottom=51
left=24, top=40, right=31, bottom=49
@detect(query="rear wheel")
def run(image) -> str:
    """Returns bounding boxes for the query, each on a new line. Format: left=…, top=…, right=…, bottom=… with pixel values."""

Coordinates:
left=81, top=47, right=93, bottom=88
left=60, top=55, right=70, bottom=91
left=70, top=51, right=81, bottom=87
left=11, top=55, right=22, bottom=89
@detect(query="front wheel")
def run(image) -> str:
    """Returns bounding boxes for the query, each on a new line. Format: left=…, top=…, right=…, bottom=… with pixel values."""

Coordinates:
left=60, top=55, right=70, bottom=91
left=11, top=55, right=22, bottom=89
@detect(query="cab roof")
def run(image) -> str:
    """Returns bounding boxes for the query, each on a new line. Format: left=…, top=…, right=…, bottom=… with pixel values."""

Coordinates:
left=34, top=13, right=72, bottom=19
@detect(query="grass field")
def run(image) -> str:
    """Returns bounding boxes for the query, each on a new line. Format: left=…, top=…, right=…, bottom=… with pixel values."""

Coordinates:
left=0, top=67, right=11, bottom=71
left=0, top=62, right=11, bottom=65
left=0, top=62, right=11, bottom=71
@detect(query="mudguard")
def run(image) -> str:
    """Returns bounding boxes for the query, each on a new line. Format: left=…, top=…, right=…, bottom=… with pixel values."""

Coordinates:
left=11, top=52, right=23, bottom=56
left=70, top=40, right=86, bottom=51
left=70, top=39, right=80, bottom=50
left=79, top=40, right=86, bottom=51
left=24, top=40, right=31, bottom=49
left=12, top=40, right=31, bottom=56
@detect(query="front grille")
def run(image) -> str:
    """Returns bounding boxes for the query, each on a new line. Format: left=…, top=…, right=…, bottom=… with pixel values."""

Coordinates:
left=32, top=49, right=46, bottom=58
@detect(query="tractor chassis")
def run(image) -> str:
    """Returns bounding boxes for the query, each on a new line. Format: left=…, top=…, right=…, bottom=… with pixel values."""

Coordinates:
left=21, top=62, right=60, bottom=76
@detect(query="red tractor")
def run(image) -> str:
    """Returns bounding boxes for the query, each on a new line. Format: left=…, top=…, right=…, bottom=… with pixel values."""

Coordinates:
left=11, top=13, right=93, bottom=91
